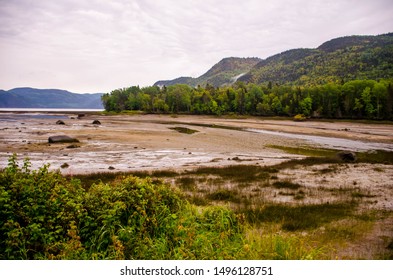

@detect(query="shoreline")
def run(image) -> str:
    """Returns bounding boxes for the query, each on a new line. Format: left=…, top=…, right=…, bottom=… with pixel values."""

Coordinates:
left=1, top=113, right=393, bottom=174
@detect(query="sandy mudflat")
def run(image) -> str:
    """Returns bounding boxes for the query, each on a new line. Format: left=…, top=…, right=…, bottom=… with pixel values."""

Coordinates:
left=1, top=112, right=393, bottom=258
left=1, top=113, right=392, bottom=174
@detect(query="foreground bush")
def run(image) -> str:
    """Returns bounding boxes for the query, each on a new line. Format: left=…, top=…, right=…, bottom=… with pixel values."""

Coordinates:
left=0, top=155, right=244, bottom=259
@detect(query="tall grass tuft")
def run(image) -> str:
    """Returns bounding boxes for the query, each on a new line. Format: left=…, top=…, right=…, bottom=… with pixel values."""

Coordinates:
left=240, top=203, right=356, bottom=231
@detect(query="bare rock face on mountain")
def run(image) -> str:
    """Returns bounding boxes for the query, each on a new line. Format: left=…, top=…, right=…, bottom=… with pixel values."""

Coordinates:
left=48, top=135, right=79, bottom=143
left=154, top=57, right=261, bottom=87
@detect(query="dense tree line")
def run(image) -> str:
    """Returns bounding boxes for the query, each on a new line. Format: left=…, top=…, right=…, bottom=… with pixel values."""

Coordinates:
left=102, top=79, right=393, bottom=120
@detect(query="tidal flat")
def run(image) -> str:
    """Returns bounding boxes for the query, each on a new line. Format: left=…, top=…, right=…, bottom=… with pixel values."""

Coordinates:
left=1, top=112, right=393, bottom=259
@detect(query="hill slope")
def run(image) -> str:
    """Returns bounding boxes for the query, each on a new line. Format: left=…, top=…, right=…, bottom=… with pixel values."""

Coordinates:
left=154, top=57, right=261, bottom=87
left=0, top=88, right=104, bottom=109
left=239, top=33, right=393, bottom=85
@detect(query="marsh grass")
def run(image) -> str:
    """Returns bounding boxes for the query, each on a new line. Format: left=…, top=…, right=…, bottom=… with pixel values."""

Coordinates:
left=70, top=169, right=179, bottom=189
left=186, top=165, right=272, bottom=183
left=317, top=165, right=339, bottom=174
left=270, top=145, right=393, bottom=165
left=240, top=202, right=356, bottom=231
left=268, top=145, right=338, bottom=157
left=150, top=170, right=179, bottom=177
left=65, top=145, right=392, bottom=259
left=176, top=177, right=197, bottom=191
left=356, top=150, right=393, bottom=164
left=273, top=180, right=303, bottom=190
left=242, top=229, right=329, bottom=259
left=351, top=191, right=377, bottom=199
left=5, top=150, right=391, bottom=260
left=207, top=189, right=240, bottom=203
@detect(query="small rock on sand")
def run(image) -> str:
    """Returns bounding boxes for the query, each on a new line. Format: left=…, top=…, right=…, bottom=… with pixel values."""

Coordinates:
left=48, top=135, right=79, bottom=143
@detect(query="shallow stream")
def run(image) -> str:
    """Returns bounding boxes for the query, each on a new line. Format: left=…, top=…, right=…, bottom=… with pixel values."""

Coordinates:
left=247, top=129, right=393, bottom=151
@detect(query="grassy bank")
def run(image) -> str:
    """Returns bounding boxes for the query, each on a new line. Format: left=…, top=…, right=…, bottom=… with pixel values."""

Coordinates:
left=1, top=152, right=392, bottom=259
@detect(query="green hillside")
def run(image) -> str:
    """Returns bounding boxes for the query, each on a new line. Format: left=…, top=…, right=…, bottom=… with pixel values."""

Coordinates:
left=239, top=33, right=393, bottom=85
left=154, top=57, right=261, bottom=87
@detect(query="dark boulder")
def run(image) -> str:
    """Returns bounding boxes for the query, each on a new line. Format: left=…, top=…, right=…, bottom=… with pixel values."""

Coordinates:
left=92, top=120, right=101, bottom=125
left=56, top=120, right=65, bottom=125
left=337, top=151, right=357, bottom=162
left=48, top=135, right=79, bottom=143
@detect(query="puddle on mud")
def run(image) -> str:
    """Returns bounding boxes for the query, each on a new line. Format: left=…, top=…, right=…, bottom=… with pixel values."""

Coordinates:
left=247, top=129, right=393, bottom=152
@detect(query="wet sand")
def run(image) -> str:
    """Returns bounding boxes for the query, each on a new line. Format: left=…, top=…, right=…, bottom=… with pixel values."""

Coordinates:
left=1, top=113, right=392, bottom=174
left=1, top=112, right=393, bottom=259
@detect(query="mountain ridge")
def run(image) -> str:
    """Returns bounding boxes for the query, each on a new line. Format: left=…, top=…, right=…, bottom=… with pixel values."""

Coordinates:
left=239, top=33, right=393, bottom=85
left=155, top=33, right=393, bottom=87
left=154, top=57, right=261, bottom=87
left=0, top=87, right=104, bottom=109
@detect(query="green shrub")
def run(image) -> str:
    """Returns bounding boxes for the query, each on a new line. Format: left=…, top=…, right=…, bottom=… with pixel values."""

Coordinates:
left=0, top=154, right=86, bottom=259
left=293, top=114, right=307, bottom=121
left=0, top=155, right=245, bottom=260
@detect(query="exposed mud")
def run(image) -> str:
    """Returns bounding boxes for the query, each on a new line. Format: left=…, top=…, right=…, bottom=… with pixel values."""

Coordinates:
left=1, top=113, right=392, bottom=174
left=1, top=112, right=392, bottom=259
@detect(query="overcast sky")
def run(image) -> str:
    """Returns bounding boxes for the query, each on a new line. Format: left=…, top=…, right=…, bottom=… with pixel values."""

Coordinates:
left=1, top=0, right=393, bottom=93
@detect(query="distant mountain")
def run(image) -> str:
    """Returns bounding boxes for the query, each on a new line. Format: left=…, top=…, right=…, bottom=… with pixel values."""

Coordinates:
left=239, top=33, right=393, bottom=85
left=0, top=87, right=104, bottom=109
left=154, top=57, right=261, bottom=87
left=154, top=34, right=393, bottom=88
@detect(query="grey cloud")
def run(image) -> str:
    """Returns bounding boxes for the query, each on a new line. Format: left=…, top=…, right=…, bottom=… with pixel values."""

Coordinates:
left=0, top=0, right=392, bottom=93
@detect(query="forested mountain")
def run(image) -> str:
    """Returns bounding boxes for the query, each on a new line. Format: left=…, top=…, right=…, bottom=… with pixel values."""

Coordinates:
left=154, top=57, right=261, bottom=87
left=0, top=88, right=104, bottom=109
left=239, top=33, right=393, bottom=85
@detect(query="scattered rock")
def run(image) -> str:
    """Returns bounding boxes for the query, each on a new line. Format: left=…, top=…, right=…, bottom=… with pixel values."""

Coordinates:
left=92, top=120, right=101, bottom=125
left=77, top=113, right=85, bottom=119
left=66, top=144, right=80, bottom=149
left=337, top=151, right=357, bottom=162
left=232, top=156, right=241, bottom=161
left=56, top=120, right=65, bottom=125
left=60, top=163, right=69, bottom=169
left=48, top=135, right=79, bottom=143
left=108, top=166, right=115, bottom=170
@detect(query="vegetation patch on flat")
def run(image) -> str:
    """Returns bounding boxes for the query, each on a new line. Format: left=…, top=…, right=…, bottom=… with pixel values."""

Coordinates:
left=169, top=127, right=199, bottom=134
left=2, top=153, right=392, bottom=260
